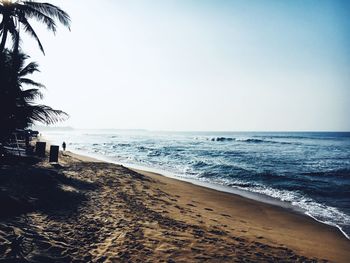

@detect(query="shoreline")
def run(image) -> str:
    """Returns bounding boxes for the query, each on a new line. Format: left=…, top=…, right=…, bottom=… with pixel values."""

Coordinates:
left=65, top=146, right=350, bottom=240
left=1, top=148, right=349, bottom=261
left=65, top=150, right=350, bottom=262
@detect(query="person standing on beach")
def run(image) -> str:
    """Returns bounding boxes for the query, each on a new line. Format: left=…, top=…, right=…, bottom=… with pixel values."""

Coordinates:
left=62, top=142, right=66, bottom=151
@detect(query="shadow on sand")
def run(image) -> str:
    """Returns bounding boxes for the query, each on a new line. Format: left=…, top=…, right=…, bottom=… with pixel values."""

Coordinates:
left=0, top=156, right=98, bottom=262
left=0, top=156, right=95, bottom=219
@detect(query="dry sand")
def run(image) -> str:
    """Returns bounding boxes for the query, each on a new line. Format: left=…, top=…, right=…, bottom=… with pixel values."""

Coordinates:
left=0, top=151, right=349, bottom=262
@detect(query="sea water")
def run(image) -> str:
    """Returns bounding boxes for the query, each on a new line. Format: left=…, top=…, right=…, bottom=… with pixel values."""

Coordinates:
left=44, top=130, right=350, bottom=239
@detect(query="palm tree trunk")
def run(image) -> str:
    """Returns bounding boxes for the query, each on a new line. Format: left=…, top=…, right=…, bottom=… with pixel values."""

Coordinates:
left=0, top=27, right=8, bottom=53
left=0, top=15, right=9, bottom=53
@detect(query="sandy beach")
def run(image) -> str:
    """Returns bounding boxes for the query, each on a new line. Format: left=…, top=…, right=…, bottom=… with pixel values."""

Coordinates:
left=0, top=151, right=349, bottom=262
left=1, top=0, right=349, bottom=262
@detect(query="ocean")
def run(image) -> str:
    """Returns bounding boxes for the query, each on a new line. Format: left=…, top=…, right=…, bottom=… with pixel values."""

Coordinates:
left=44, top=130, right=350, bottom=239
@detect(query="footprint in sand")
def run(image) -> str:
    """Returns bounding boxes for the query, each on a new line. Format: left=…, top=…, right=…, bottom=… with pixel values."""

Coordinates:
left=220, top=213, right=231, bottom=217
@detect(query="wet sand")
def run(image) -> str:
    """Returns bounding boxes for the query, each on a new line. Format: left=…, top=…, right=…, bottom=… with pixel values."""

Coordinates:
left=0, top=151, right=349, bottom=262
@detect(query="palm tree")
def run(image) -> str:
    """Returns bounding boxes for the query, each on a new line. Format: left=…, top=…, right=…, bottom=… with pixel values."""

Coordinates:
left=0, top=48, right=68, bottom=141
left=0, top=0, right=71, bottom=54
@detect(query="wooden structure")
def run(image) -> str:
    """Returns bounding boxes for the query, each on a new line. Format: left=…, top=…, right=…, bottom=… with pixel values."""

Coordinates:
left=36, top=142, right=46, bottom=157
left=49, top=145, right=59, bottom=163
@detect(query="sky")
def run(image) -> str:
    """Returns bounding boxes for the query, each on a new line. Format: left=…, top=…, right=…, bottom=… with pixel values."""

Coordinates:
left=18, top=0, right=350, bottom=131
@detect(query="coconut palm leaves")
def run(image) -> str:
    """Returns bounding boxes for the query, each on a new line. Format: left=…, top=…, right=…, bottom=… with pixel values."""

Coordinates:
left=0, top=0, right=71, bottom=54
left=0, top=49, right=68, bottom=139
left=0, top=1, right=70, bottom=141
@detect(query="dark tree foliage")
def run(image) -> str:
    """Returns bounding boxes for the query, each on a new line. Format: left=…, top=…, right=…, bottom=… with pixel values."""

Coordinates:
left=0, top=49, right=68, bottom=142
left=0, top=0, right=71, bottom=54
left=0, top=1, right=71, bottom=143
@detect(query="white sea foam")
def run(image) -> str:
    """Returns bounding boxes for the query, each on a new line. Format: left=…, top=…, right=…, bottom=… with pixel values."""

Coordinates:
left=43, top=130, right=350, bottom=239
left=233, top=184, right=350, bottom=239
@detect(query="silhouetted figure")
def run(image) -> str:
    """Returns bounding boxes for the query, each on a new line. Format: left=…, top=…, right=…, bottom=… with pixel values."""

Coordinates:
left=62, top=141, right=66, bottom=151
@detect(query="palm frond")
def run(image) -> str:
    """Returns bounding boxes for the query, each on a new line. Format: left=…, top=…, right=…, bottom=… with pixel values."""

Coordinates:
left=0, top=1, right=71, bottom=54
left=20, top=16, right=45, bottom=54
left=19, top=61, right=40, bottom=76
left=8, top=21, right=20, bottom=51
left=28, top=104, right=68, bottom=125
left=21, top=88, right=43, bottom=100
left=17, top=4, right=57, bottom=33
left=23, top=1, right=71, bottom=30
left=10, top=51, right=29, bottom=75
left=19, top=77, right=45, bottom=88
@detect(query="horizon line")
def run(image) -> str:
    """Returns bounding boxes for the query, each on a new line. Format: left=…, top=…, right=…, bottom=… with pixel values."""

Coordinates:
left=34, top=126, right=350, bottom=133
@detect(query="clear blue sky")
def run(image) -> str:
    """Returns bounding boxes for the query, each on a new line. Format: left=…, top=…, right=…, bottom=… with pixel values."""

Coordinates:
left=22, top=0, right=350, bottom=131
